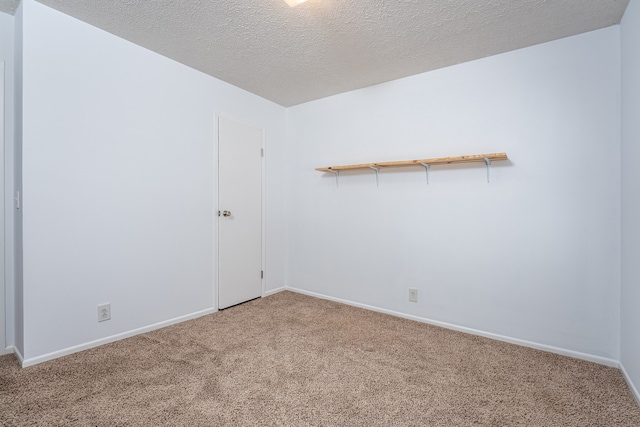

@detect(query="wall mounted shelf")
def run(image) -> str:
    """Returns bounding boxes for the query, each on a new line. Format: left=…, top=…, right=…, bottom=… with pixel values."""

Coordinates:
left=316, top=152, right=508, bottom=186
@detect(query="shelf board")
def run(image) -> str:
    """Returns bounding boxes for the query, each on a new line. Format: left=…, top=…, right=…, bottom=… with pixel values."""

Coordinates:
left=316, top=152, right=508, bottom=172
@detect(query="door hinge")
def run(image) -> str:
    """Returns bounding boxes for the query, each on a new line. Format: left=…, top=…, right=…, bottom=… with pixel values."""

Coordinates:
left=261, top=270, right=264, bottom=279
left=261, top=148, right=264, bottom=157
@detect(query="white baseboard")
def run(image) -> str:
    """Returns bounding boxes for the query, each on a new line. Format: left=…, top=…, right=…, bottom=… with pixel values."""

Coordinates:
left=15, top=286, right=628, bottom=379
left=13, top=345, right=24, bottom=365
left=620, top=362, right=640, bottom=406
left=21, top=307, right=218, bottom=368
left=1, top=345, right=14, bottom=356
left=285, top=287, right=619, bottom=368
left=264, top=286, right=286, bottom=297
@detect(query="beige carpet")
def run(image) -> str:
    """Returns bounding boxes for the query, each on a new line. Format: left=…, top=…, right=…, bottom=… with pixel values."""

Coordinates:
left=1, top=291, right=639, bottom=426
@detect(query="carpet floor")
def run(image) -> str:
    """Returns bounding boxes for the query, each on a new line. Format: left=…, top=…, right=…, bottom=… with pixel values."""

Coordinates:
left=1, top=291, right=639, bottom=426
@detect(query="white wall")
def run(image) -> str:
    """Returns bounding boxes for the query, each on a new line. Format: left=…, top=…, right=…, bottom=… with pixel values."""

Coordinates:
left=621, top=0, right=640, bottom=402
left=287, top=27, right=621, bottom=362
left=19, top=0, right=287, bottom=363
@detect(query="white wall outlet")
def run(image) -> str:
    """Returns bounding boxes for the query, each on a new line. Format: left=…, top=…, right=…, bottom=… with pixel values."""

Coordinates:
left=409, top=288, right=418, bottom=303
left=97, top=303, right=111, bottom=322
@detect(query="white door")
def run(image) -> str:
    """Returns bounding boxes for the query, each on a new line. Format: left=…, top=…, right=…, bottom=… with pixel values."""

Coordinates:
left=218, top=115, right=263, bottom=309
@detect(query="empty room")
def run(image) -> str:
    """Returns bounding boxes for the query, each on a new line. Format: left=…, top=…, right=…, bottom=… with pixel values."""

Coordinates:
left=1, top=0, right=640, bottom=425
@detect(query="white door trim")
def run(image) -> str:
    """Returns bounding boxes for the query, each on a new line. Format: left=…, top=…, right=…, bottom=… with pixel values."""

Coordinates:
left=213, top=112, right=266, bottom=309
left=0, top=61, right=6, bottom=353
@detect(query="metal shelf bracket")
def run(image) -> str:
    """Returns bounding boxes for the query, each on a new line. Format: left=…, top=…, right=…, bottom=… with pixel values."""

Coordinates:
left=418, top=162, right=430, bottom=184
left=327, top=170, right=340, bottom=187
left=368, top=166, right=381, bottom=186
left=484, top=157, right=491, bottom=183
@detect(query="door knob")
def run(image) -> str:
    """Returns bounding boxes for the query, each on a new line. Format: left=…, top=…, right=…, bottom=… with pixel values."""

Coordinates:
left=222, top=210, right=232, bottom=217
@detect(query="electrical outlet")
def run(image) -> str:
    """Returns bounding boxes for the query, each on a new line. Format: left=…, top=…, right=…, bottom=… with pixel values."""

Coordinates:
left=97, top=303, right=111, bottom=322
left=409, top=288, right=418, bottom=303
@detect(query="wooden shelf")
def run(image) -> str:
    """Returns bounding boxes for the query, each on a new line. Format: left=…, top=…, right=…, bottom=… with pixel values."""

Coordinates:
left=316, top=153, right=508, bottom=172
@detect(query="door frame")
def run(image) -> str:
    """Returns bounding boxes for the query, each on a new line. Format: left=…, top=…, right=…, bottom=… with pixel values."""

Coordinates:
left=213, top=112, right=266, bottom=310
left=0, top=62, right=5, bottom=353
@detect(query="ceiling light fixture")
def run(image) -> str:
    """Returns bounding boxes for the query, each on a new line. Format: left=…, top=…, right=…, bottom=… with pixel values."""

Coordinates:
left=283, top=0, right=308, bottom=7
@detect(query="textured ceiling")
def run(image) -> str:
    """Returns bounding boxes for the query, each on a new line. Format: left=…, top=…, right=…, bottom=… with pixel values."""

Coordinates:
left=0, top=0, right=19, bottom=14
left=0, top=0, right=631, bottom=106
